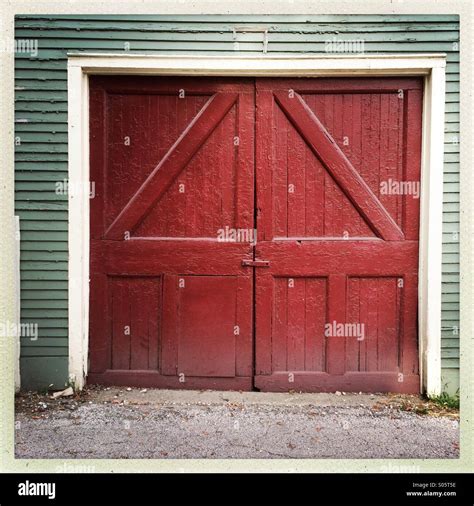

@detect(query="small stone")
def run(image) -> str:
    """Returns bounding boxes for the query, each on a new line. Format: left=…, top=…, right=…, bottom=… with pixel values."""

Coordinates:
left=335, top=391, right=342, bottom=396
left=126, top=387, right=132, bottom=391
left=140, top=389, right=147, bottom=393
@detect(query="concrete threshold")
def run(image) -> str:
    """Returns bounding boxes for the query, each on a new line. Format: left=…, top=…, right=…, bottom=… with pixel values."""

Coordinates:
left=92, top=387, right=387, bottom=407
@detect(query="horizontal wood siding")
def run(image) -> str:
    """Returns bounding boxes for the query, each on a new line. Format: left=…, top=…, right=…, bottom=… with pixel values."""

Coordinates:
left=14, top=14, right=460, bottom=392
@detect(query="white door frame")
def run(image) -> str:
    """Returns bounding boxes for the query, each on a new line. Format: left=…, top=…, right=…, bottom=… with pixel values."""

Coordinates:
left=67, top=53, right=446, bottom=394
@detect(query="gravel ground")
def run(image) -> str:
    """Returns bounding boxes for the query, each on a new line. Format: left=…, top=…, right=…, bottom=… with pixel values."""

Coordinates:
left=15, top=388, right=459, bottom=459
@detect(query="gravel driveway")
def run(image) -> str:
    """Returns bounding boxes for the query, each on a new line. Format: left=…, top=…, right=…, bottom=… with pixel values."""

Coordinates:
left=15, top=388, right=459, bottom=459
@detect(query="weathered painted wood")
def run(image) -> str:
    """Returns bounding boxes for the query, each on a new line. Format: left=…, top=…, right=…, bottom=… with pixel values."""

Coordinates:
left=12, top=43, right=463, bottom=58
left=255, top=77, right=421, bottom=392
left=102, top=88, right=239, bottom=238
left=14, top=14, right=460, bottom=390
left=15, top=14, right=460, bottom=22
left=89, top=76, right=255, bottom=389
left=273, top=85, right=405, bottom=241
left=15, top=30, right=461, bottom=43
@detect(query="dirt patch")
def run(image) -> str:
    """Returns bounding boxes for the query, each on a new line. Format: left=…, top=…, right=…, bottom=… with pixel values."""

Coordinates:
left=15, top=386, right=99, bottom=419
left=16, top=387, right=460, bottom=420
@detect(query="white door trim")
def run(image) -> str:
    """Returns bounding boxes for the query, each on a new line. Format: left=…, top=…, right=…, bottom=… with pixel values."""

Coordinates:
left=67, top=53, right=446, bottom=393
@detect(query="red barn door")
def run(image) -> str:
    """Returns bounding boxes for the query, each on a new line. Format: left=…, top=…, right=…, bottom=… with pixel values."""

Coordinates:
left=88, top=76, right=255, bottom=390
left=88, top=75, right=422, bottom=393
left=254, top=78, right=422, bottom=393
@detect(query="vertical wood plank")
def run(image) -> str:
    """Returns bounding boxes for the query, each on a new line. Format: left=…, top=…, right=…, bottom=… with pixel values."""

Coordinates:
left=404, top=89, right=423, bottom=240
left=161, top=274, right=178, bottom=376
left=365, top=278, right=379, bottom=372
left=304, top=278, right=327, bottom=372
left=111, top=278, right=131, bottom=370
left=255, top=270, right=273, bottom=375
left=377, top=278, right=399, bottom=371
left=345, top=277, right=360, bottom=372
left=287, top=277, right=306, bottom=371
left=273, top=99, right=288, bottom=237
left=148, top=277, right=160, bottom=371
left=235, top=274, right=253, bottom=377
left=401, top=273, right=420, bottom=375
left=326, top=274, right=346, bottom=375
left=235, top=90, right=255, bottom=231
left=255, top=87, right=274, bottom=242
left=272, top=277, right=288, bottom=372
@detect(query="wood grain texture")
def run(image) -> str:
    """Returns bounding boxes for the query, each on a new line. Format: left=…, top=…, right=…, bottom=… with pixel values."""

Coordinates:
left=273, top=90, right=404, bottom=241
left=105, top=92, right=239, bottom=239
left=89, top=77, right=255, bottom=389
left=254, top=77, right=422, bottom=392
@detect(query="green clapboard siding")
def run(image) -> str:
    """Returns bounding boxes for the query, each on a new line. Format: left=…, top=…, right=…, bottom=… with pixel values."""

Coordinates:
left=14, top=14, right=460, bottom=393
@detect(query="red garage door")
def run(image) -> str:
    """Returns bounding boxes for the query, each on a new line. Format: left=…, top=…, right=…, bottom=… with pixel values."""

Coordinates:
left=254, top=78, right=422, bottom=393
left=88, top=77, right=255, bottom=390
left=88, top=76, right=422, bottom=393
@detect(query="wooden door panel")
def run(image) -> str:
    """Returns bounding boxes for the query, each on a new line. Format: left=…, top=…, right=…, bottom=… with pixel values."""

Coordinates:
left=108, top=276, right=161, bottom=371
left=89, top=78, right=211, bottom=238
left=302, top=89, right=423, bottom=239
left=89, top=77, right=254, bottom=390
left=271, top=276, right=328, bottom=372
left=160, top=275, right=252, bottom=378
left=89, top=76, right=422, bottom=394
left=271, top=103, right=376, bottom=239
left=255, top=77, right=422, bottom=393
left=104, top=92, right=239, bottom=240
left=165, top=275, right=237, bottom=378
left=134, top=100, right=240, bottom=238
left=103, top=93, right=209, bottom=233
left=256, top=241, right=418, bottom=274
left=345, top=276, right=401, bottom=373
left=272, top=90, right=404, bottom=241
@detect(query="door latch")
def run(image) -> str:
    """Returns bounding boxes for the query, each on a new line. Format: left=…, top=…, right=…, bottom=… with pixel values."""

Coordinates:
left=242, top=259, right=270, bottom=267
